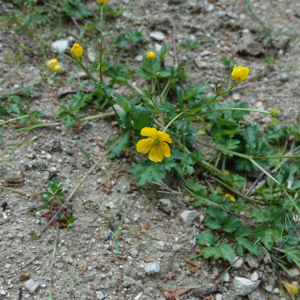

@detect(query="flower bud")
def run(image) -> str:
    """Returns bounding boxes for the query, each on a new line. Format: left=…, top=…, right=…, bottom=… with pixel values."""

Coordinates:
left=270, top=108, right=279, bottom=118
left=54, top=65, right=62, bottom=72
left=71, top=44, right=83, bottom=58
left=216, top=84, right=222, bottom=94
left=231, top=65, right=250, bottom=83
left=146, top=51, right=156, bottom=60
left=97, top=0, right=109, bottom=3
left=47, top=58, right=59, bottom=70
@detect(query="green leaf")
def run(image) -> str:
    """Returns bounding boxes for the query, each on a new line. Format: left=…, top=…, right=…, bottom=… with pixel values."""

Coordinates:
left=219, top=243, right=236, bottom=263
left=158, top=43, right=171, bottom=61
left=234, top=226, right=251, bottom=238
left=186, top=181, right=205, bottom=193
left=157, top=102, right=177, bottom=115
left=223, top=215, right=241, bottom=233
left=236, top=238, right=259, bottom=256
left=108, top=130, right=130, bottom=158
left=196, top=232, right=216, bottom=246
left=282, top=162, right=290, bottom=184
left=128, top=161, right=166, bottom=186
left=191, top=99, right=205, bottom=109
left=177, top=86, right=184, bottom=107
left=57, top=112, right=77, bottom=126
left=132, top=106, right=153, bottom=130
left=200, top=246, right=222, bottom=260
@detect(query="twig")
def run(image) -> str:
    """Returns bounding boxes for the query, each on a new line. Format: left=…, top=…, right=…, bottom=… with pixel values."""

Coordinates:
left=0, top=62, right=24, bottom=86
left=70, top=15, right=81, bottom=31
left=66, top=138, right=120, bottom=202
left=21, top=256, right=38, bottom=269
left=50, top=221, right=59, bottom=287
left=40, top=206, right=63, bottom=234
left=245, top=172, right=265, bottom=196
left=0, top=186, right=28, bottom=195
left=173, top=25, right=178, bottom=69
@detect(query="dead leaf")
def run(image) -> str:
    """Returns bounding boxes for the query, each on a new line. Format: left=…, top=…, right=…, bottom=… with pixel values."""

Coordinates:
left=140, top=222, right=150, bottom=230
left=80, top=261, right=88, bottom=275
left=96, top=264, right=107, bottom=269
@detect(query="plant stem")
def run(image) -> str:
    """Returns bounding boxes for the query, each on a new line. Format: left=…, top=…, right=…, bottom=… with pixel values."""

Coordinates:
left=187, top=107, right=272, bottom=117
left=0, top=115, right=29, bottom=126
left=79, top=112, right=115, bottom=121
left=99, top=4, right=104, bottom=85
left=163, top=111, right=185, bottom=132
left=76, top=59, right=97, bottom=82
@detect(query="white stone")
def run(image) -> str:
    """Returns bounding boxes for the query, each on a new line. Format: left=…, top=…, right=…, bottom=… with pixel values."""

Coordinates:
left=46, top=153, right=52, bottom=160
left=51, top=40, right=69, bottom=53
left=206, top=4, right=214, bottom=11
left=216, top=294, right=222, bottom=300
left=5, top=263, right=11, bottom=269
left=155, top=43, right=162, bottom=52
left=96, top=291, right=105, bottom=300
left=222, top=272, right=230, bottom=282
left=150, top=31, right=166, bottom=41
left=199, top=50, right=210, bottom=57
left=274, top=288, right=280, bottom=294
left=88, top=50, right=96, bottom=63
left=131, top=250, right=138, bottom=258
left=234, top=277, right=261, bottom=295
left=144, top=261, right=160, bottom=273
left=251, top=271, right=259, bottom=282
left=25, top=279, right=40, bottom=294
left=232, top=256, right=244, bottom=268
left=180, top=210, right=198, bottom=224
left=157, top=241, right=165, bottom=247
left=135, top=55, right=143, bottom=61
left=195, top=57, right=207, bottom=69
left=134, top=292, right=143, bottom=300
left=289, top=268, right=300, bottom=277
left=0, top=291, right=6, bottom=296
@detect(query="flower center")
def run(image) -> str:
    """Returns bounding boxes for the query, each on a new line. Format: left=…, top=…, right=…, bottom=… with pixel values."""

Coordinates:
left=153, top=139, right=160, bottom=146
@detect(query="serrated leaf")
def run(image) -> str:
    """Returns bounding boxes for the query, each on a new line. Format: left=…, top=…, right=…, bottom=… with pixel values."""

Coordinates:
left=128, top=161, right=166, bottom=186
left=236, top=238, right=259, bottom=256
left=234, top=225, right=251, bottom=238
left=132, top=106, right=152, bottom=130
left=200, top=246, right=222, bottom=260
left=157, top=102, right=177, bottom=115
left=108, top=130, right=130, bottom=158
left=223, top=215, right=240, bottom=233
left=196, top=232, right=216, bottom=246
left=219, top=243, right=236, bottom=263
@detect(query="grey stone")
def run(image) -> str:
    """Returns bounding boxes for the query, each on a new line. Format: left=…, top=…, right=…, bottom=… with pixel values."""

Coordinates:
left=158, top=198, right=172, bottom=214
left=263, top=285, right=273, bottom=293
left=150, top=31, right=166, bottom=41
left=237, top=33, right=264, bottom=57
left=0, top=291, right=6, bottom=296
left=222, top=272, right=230, bottom=282
left=199, top=50, right=210, bottom=57
left=248, top=289, right=266, bottom=300
left=55, top=262, right=64, bottom=270
left=144, top=261, right=160, bottom=273
left=232, top=256, right=243, bottom=268
left=87, top=50, right=96, bottom=63
left=280, top=73, right=289, bottom=82
left=131, top=250, right=138, bottom=258
left=96, top=291, right=105, bottom=300
left=180, top=210, right=198, bottom=224
left=245, top=254, right=259, bottom=268
left=272, top=36, right=290, bottom=50
left=195, top=58, right=207, bottom=69
left=25, top=279, right=40, bottom=294
left=234, top=277, right=261, bottom=295
left=51, top=40, right=69, bottom=53
left=91, top=145, right=101, bottom=156
left=123, top=276, right=136, bottom=287
left=4, top=263, right=11, bottom=269
left=135, top=55, right=143, bottom=61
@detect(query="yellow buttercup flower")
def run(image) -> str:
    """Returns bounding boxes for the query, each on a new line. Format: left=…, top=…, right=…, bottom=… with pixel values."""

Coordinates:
left=54, top=65, right=62, bottom=72
left=224, top=169, right=230, bottom=175
left=47, top=58, right=59, bottom=70
left=225, top=193, right=235, bottom=202
left=284, top=283, right=298, bottom=295
left=136, top=127, right=172, bottom=163
left=97, top=0, right=109, bottom=3
left=71, top=44, right=83, bottom=58
left=146, top=51, right=156, bottom=60
left=231, top=65, right=250, bottom=83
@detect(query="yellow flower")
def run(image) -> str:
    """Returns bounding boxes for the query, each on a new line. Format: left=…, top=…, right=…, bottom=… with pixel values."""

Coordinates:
left=71, top=44, right=83, bottom=58
left=224, top=169, right=230, bottom=175
left=47, top=58, right=59, bottom=70
left=284, top=283, right=298, bottom=295
left=146, top=51, right=156, bottom=60
left=225, top=193, right=235, bottom=202
left=97, top=0, right=109, bottom=3
left=54, top=65, right=62, bottom=72
left=136, top=127, right=172, bottom=163
left=231, top=65, right=250, bottom=83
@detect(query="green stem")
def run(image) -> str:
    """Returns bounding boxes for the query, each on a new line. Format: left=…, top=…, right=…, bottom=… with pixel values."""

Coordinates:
left=0, top=115, right=29, bottom=126
left=161, top=80, right=171, bottom=99
left=79, top=112, right=115, bottom=121
left=187, top=107, right=272, bottom=117
left=102, top=88, right=119, bottom=118
left=254, top=155, right=300, bottom=160
left=190, top=82, right=237, bottom=113
left=100, top=4, right=104, bottom=85
left=76, top=59, right=97, bottom=82
left=151, top=61, right=161, bottom=102
left=163, top=111, right=185, bottom=132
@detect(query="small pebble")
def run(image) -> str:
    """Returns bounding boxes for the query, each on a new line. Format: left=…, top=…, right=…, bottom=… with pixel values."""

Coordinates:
left=145, top=206, right=150, bottom=211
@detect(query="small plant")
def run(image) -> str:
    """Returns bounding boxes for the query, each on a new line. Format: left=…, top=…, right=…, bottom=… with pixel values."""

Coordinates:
left=147, top=270, right=156, bottom=275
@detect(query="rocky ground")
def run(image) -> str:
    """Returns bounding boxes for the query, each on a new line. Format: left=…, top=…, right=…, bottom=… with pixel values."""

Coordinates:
left=0, top=0, right=300, bottom=299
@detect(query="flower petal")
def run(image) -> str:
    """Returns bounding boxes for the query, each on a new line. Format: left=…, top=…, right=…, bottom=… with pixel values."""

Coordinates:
left=141, top=127, right=158, bottom=139
left=136, top=138, right=153, bottom=154
left=149, top=145, right=164, bottom=163
left=161, top=142, right=171, bottom=157
left=157, top=131, right=172, bottom=143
